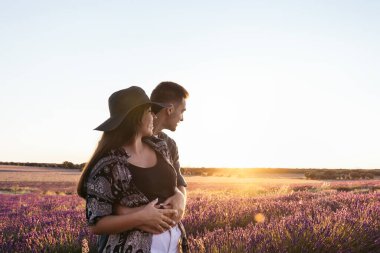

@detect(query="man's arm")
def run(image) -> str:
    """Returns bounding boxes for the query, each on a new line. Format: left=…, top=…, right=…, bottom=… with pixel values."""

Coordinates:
left=178, top=185, right=186, bottom=196
left=161, top=186, right=186, bottom=223
left=161, top=135, right=187, bottom=222
left=171, top=140, right=188, bottom=188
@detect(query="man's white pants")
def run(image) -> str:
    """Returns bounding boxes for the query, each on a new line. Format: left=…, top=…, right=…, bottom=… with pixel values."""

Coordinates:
left=151, top=225, right=181, bottom=253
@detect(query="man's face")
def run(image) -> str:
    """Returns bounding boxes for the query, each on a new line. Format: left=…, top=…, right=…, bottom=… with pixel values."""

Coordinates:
left=166, top=98, right=186, bottom=131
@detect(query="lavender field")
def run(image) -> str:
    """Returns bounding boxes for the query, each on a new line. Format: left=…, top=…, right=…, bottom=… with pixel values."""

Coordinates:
left=1, top=166, right=380, bottom=252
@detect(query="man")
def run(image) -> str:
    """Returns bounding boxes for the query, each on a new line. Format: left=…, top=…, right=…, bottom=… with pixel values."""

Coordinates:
left=150, top=81, right=188, bottom=222
left=115, top=81, right=189, bottom=233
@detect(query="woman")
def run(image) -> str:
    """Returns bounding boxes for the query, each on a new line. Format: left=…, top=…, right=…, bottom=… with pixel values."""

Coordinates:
left=77, top=86, right=188, bottom=253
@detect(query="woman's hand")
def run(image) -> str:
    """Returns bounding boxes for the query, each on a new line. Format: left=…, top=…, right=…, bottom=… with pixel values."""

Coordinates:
left=141, top=199, right=178, bottom=233
left=113, top=201, right=177, bottom=234
left=91, top=199, right=177, bottom=235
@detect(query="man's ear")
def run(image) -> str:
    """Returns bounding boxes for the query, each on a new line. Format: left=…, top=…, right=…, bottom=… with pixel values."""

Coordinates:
left=166, top=104, right=174, bottom=115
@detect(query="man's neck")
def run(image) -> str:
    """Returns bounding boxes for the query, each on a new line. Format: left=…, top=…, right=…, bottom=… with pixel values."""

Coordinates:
left=153, top=128, right=162, bottom=136
left=153, top=121, right=164, bottom=136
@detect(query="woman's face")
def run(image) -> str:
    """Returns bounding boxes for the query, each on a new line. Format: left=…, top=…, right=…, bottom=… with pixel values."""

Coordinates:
left=139, top=107, right=155, bottom=137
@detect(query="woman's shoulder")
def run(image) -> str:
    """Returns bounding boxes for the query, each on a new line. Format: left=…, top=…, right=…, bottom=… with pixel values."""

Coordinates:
left=88, top=148, right=130, bottom=179
left=86, top=148, right=133, bottom=198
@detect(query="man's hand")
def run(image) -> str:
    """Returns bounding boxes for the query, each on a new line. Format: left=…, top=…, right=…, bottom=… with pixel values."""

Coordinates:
left=161, top=187, right=186, bottom=223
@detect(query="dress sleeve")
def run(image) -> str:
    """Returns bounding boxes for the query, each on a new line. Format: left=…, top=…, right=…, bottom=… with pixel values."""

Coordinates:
left=85, top=158, right=124, bottom=226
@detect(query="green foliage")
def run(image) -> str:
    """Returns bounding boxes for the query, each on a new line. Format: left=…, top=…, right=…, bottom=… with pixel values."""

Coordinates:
left=0, top=161, right=85, bottom=170
left=304, top=169, right=375, bottom=180
left=181, top=167, right=378, bottom=180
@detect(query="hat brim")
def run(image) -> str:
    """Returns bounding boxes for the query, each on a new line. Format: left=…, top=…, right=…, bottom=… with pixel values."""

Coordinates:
left=94, top=114, right=126, bottom=131
left=94, top=102, right=169, bottom=131
left=151, top=102, right=169, bottom=114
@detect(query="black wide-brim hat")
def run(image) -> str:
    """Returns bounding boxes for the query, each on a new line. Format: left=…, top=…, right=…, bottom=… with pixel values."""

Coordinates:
left=94, top=86, right=168, bottom=132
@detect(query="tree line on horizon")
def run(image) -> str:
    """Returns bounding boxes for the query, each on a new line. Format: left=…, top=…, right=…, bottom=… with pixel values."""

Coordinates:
left=0, top=161, right=85, bottom=170
left=181, top=167, right=380, bottom=180
left=1, top=161, right=379, bottom=180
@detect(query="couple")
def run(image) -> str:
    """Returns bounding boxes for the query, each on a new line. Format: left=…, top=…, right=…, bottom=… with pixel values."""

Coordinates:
left=77, top=82, right=189, bottom=253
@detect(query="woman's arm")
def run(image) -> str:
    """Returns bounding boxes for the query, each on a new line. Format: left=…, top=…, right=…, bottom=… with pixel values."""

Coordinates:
left=114, top=204, right=145, bottom=215
left=113, top=201, right=174, bottom=234
left=90, top=199, right=177, bottom=235
left=115, top=187, right=186, bottom=224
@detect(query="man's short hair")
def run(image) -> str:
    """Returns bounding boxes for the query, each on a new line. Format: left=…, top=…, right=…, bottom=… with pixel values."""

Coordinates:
left=151, top=81, right=189, bottom=104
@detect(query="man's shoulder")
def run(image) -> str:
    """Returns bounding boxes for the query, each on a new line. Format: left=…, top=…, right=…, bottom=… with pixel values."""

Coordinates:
left=158, top=132, right=177, bottom=147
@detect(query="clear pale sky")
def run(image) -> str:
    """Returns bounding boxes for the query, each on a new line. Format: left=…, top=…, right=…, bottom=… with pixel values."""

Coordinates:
left=1, top=1, right=379, bottom=168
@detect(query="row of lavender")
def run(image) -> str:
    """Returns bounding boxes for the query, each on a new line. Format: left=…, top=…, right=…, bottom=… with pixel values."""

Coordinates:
left=1, top=183, right=379, bottom=252
left=184, top=191, right=380, bottom=252
left=0, top=194, right=94, bottom=252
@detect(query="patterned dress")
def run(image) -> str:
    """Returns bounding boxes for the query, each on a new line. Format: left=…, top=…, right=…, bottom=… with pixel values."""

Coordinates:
left=85, top=136, right=187, bottom=253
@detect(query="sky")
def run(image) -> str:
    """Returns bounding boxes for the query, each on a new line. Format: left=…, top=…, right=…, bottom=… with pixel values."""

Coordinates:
left=1, top=1, right=379, bottom=169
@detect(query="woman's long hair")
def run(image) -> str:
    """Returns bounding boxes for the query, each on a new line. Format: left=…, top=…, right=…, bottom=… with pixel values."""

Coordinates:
left=77, top=104, right=150, bottom=198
